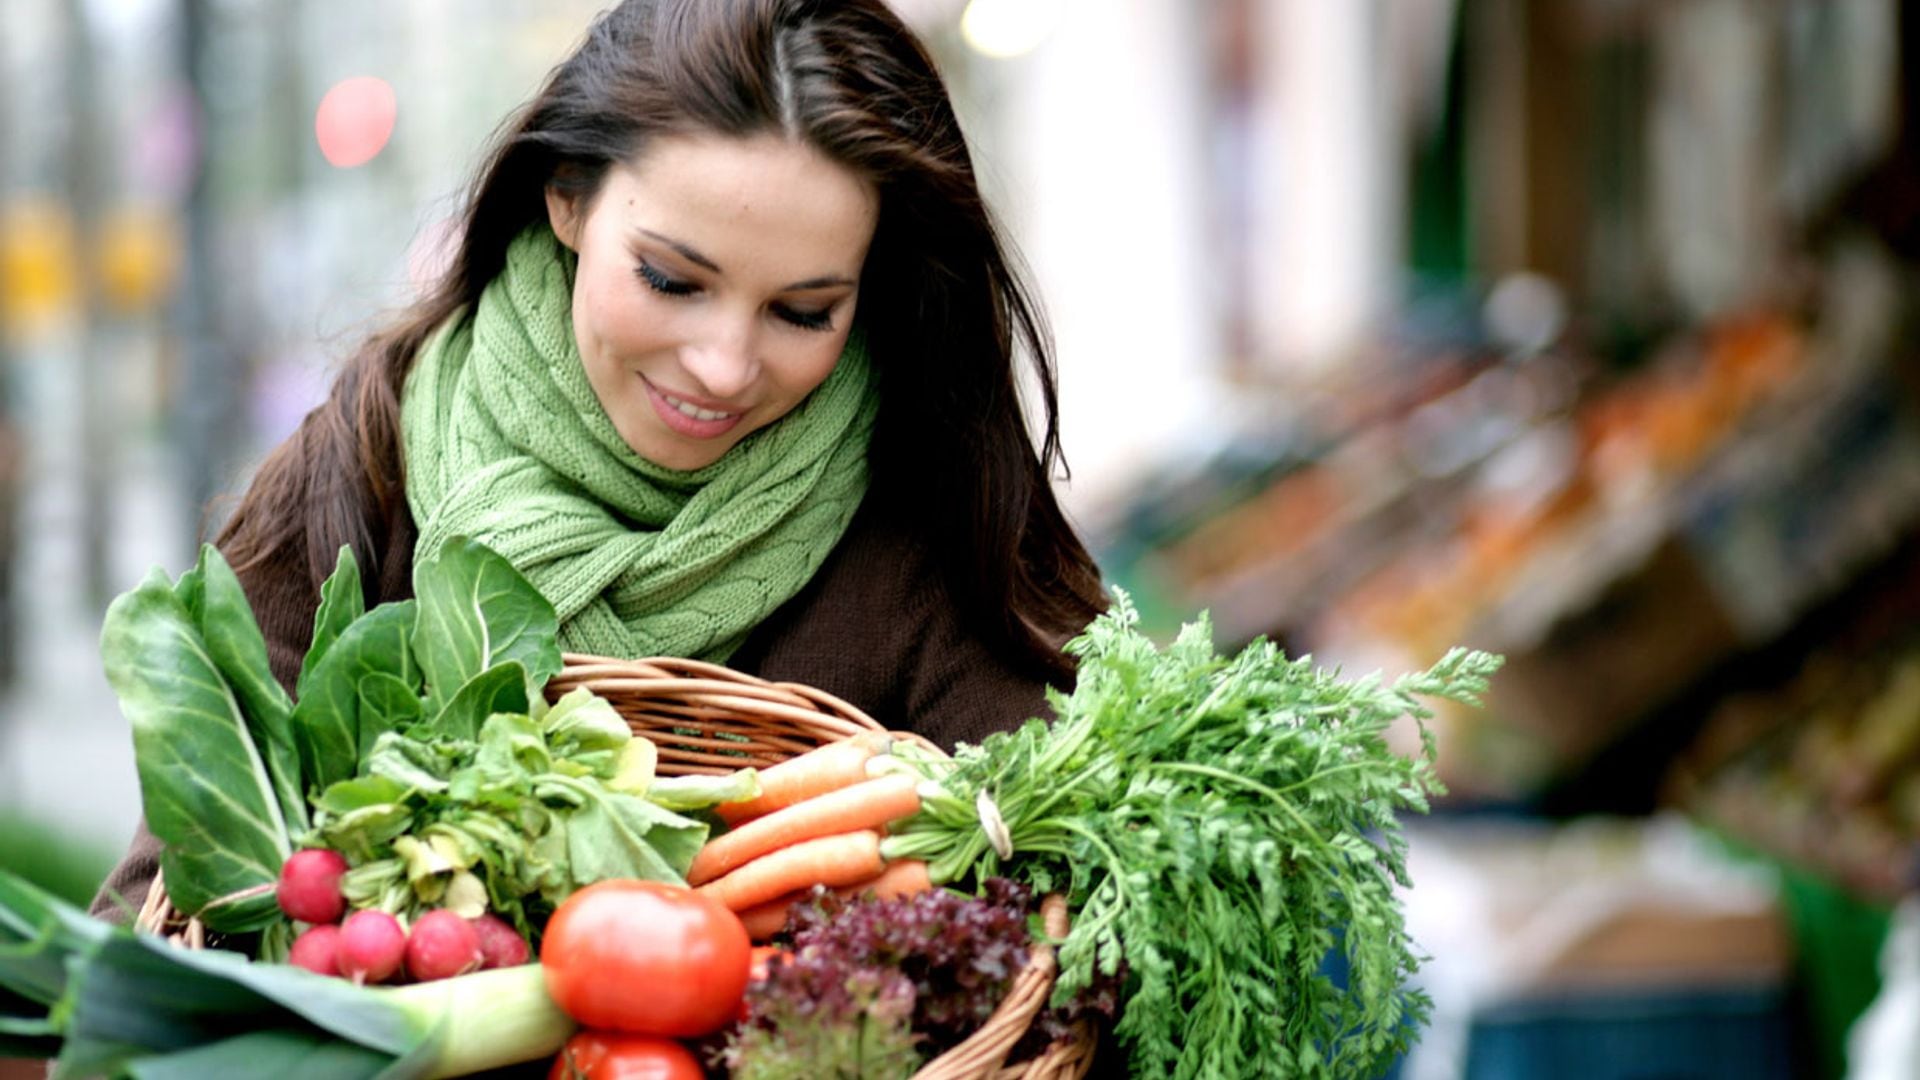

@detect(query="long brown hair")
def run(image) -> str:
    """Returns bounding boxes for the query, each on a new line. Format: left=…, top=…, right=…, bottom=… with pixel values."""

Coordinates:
left=220, top=0, right=1105, bottom=680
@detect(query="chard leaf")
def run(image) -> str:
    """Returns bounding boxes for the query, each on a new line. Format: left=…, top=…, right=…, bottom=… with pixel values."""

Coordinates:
left=191, top=546, right=307, bottom=835
left=431, top=662, right=531, bottom=743
left=290, top=600, right=419, bottom=794
left=411, top=537, right=561, bottom=718
left=298, top=547, right=365, bottom=708
left=101, top=571, right=289, bottom=931
left=356, top=672, right=424, bottom=762
left=643, top=770, right=761, bottom=811
left=560, top=782, right=706, bottom=886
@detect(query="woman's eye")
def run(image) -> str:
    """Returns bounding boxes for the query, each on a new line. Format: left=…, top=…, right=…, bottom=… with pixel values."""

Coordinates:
left=774, top=304, right=834, bottom=332
left=636, top=260, right=696, bottom=296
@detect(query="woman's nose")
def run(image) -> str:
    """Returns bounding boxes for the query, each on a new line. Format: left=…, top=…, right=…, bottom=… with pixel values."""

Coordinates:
left=678, top=315, right=760, bottom=401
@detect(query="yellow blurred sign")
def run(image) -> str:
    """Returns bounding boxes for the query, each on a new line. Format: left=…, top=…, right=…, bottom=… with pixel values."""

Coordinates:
left=95, top=205, right=181, bottom=315
left=1, top=198, right=184, bottom=334
left=0, top=198, right=79, bottom=334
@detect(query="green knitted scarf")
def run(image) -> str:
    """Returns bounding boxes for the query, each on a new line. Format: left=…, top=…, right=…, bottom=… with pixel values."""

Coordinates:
left=400, top=226, right=877, bottom=661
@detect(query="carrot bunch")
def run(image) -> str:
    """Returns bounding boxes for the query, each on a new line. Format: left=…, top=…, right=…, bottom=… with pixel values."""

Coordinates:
left=693, top=732, right=935, bottom=939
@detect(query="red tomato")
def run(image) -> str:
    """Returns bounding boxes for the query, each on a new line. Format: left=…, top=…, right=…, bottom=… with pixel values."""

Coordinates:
left=546, top=1031, right=702, bottom=1080
left=541, top=879, right=751, bottom=1037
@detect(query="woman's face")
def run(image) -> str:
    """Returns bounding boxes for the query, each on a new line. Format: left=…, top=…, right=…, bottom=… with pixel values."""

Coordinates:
left=546, top=132, right=879, bottom=471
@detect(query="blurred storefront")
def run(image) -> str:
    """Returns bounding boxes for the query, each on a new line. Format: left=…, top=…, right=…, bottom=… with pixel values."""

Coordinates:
left=1083, top=1, right=1920, bottom=1077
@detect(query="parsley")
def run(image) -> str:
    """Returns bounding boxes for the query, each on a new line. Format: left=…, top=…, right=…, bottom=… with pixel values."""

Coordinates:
left=883, top=593, right=1501, bottom=1077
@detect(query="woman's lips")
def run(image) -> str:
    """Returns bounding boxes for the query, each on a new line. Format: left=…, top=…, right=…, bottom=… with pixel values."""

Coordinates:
left=641, top=376, right=747, bottom=439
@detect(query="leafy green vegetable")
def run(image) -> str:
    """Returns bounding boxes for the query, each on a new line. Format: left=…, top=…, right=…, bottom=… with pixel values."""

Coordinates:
left=432, top=660, right=532, bottom=743
left=290, top=599, right=421, bottom=795
left=100, top=570, right=292, bottom=932
left=191, top=547, right=308, bottom=835
left=882, top=593, right=1502, bottom=1078
left=299, top=547, right=366, bottom=700
left=412, top=537, right=563, bottom=721
left=313, top=708, right=711, bottom=935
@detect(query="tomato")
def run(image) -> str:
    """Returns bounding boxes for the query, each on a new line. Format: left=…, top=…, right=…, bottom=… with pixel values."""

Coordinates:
left=547, top=1031, right=702, bottom=1080
left=541, top=879, right=751, bottom=1037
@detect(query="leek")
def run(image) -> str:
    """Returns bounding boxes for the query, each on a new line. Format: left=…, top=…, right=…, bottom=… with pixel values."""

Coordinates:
left=0, top=870, right=573, bottom=1079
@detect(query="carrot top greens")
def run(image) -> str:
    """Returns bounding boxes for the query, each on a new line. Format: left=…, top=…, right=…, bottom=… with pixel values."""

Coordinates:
left=882, top=593, right=1502, bottom=1078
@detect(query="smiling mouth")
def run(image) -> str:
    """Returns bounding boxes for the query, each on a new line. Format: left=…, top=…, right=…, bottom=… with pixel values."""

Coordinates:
left=657, top=389, right=740, bottom=422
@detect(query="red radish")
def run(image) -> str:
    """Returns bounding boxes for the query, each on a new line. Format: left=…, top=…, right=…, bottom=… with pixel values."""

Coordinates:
left=276, top=848, right=350, bottom=924
left=405, top=909, right=483, bottom=982
left=335, top=910, right=407, bottom=985
left=288, top=923, right=343, bottom=977
left=470, top=913, right=531, bottom=969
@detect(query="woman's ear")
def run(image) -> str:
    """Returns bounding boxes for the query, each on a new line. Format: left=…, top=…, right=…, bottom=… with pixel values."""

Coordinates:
left=545, top=185, right=583, bottom=250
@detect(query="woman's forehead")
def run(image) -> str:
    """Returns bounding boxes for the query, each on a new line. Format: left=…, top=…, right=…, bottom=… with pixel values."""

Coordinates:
left=600, top=132, right=878, bottom=283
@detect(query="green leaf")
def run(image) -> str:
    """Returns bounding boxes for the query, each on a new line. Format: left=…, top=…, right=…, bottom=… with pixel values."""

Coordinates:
left=312, top=777, right=415, bottom=863
left=540, top=688, right=630, bottom=757
left=121, top=1028, right=395, bottom=1080
left=411, top=537, right=561, bottom=718
left=559, top=782, right=707, bottom=887
left=357, top=672, right=425, bottom=762
left=300, top=546, right=365, bottom=700
left=607, top=739, right=658, bottom=794
left=431, top=662, right=531, bottom=743
left=473, top=713, right=552, bottom=784
left=192, top=546, right=307, bottom=835
left=54, top=931, right=426, bottom=1079
left=364, top=733, right=461, bottom=795
left=290, top=600, right=419, bottom=794
left=101, top=571, right=290, bottom=932
left=314, top=775, right=410, bottom=816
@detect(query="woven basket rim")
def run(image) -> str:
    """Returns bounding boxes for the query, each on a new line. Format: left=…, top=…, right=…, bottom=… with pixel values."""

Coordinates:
left=133, top=654, right=1093, bottom=1079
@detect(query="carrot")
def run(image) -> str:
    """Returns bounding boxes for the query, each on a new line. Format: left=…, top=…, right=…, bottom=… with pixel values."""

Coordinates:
left=716, top=735, right=892, bottom=826
left=733, top=860, right=936, bottom=942
left=696, top=830, right=885, bottom=913
left=738, top=893, right=804, bottom=941
left=834, top=858, right=933, bottom=902
left=688, top=774, right=922, bottom=887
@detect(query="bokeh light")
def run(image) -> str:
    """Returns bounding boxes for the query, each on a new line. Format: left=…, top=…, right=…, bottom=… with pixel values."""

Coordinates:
left=314, top=76, right=397, bottom=169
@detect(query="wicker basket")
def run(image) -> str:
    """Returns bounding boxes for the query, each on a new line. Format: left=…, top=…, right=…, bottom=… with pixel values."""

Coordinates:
left=137, top=654, right=1097, bottom=1080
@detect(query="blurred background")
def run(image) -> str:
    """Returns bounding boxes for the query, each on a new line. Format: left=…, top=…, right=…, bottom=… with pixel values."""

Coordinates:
left=4, top=0, right=1920, bottom=1076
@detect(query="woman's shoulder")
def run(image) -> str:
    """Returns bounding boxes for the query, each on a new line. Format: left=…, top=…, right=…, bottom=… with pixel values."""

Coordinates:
left=731, top=498, right=1054, bottom=749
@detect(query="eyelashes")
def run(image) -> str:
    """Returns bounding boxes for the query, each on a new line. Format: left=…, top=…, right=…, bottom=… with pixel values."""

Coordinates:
left=773, top=304, right=833, bottom=332
left=636, top=260, right=696, bottom=296
left=635, top=259, right=836, bottom=332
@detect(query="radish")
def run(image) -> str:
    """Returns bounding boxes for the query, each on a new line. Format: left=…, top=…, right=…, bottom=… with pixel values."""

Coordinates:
left=470, top=913, right=531, bottom=969
left=336, top=910, right=408, bottom=985
left=276, top=848, right=350, bottom=925
left=288, top=923, right=343, bottom=977
left=406, top=909, right=483, bottom=982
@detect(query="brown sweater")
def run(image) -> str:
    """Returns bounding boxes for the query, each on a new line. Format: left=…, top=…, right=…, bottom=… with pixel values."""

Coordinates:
left=90, top=492, right=1061, bottom=921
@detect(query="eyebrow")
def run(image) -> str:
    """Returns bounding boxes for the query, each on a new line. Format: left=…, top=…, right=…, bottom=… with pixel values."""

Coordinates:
left=636, top=228, right=857, bottom=292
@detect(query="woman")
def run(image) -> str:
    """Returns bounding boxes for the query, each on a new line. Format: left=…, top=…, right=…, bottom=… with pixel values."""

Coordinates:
left=92, top=0, right=1105, bottom=918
